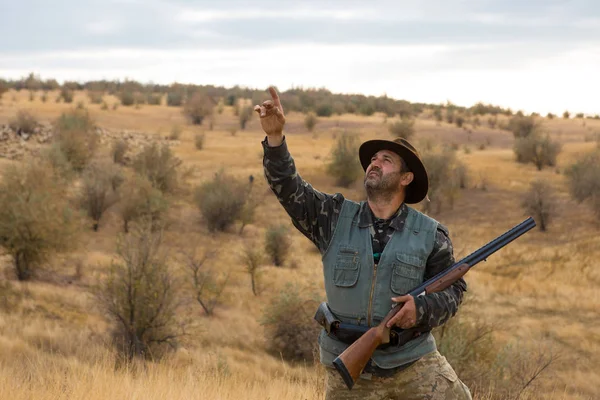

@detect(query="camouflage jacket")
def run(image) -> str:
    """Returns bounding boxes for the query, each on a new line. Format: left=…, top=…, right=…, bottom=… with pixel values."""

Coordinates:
left=262, top=136, right=466, bottom=330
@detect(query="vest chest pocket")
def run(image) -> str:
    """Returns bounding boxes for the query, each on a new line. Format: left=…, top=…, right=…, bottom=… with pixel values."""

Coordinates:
left=333, top=246, right=360, bottom=287
left=391, top=253, right=425, bottom=294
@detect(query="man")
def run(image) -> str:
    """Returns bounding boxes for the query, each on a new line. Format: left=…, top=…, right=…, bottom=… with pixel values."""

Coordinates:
left=255, top=88, right=472, bottom=400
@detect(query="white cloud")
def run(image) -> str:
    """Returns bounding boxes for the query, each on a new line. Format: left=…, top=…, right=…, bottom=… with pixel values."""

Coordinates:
left=85, top=20, right=123, bottom=35
left=177, top=8, right=380, bottom=23
left=1, top=42, right=598, bottom=115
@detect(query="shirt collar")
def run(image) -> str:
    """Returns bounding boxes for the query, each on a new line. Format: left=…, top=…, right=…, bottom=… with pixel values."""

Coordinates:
left=358, top=202, right=408, bottom=231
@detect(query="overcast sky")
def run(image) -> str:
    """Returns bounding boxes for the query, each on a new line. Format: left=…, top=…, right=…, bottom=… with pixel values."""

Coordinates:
left=1, top=0, right=599, bottom=114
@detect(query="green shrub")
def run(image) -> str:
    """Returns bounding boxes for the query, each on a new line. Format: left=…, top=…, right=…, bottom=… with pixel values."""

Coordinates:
left=195, top=133, right=205, bottom=150
left=167, top=92, right=183, bottom=107
left=9, top=110, right=38, bottom=134
left=508, top=115, right=538, bottom=138
left=79, top=160, right=122, bottom=231
left=95, top=224, right=182, bottom=361
left=112, top=139, right=128, bottom=165
left=242, top=243, right=264, bottom=296
left=132, top=142, right=183, bottom=195
left=316, top=102, right=333, bottom=117
left=565, top=150, right=600, bottom=218
left=88, top=91, right=104, bottom=104
left=326, top=132, right=363, bottom=187
left=513, top=134, right=561, bottom=170
left=146, top=93, right=162, bottom=105
left=521, top=179, right=557, bottom=231
left=434, top=297, right=557, bottom=399
left=120, top=91, right=135, bottom=106
left=0, top=161, right=79, bottom=280
left=260, top=283, right=320, bottom=362
left=239, top=106, right=253, bottom=130
left=183, top=93, right=213, bottom=125
left=304, top=112, right=318, bottom=132
left=53, top=109, right=98, bottom=172
left=194, top=170, right=249, bottom=232
left=388, top=119, right=415, bottom=139
left=60, top=87, right=73, bottom=103
left=421, top=148, right=468, bottom=214
left=265, top=224, right=291, bottom=267
left=169, top=125, right=182, bottom=140
left=118, top=174, right=169, bottom=233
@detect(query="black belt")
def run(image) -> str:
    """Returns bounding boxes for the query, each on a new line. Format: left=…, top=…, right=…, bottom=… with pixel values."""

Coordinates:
left=330, top=323, right=427, bottom=350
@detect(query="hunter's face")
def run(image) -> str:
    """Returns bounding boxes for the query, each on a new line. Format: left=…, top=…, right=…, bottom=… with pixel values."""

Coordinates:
left=364, top=150, right=404, bottom=193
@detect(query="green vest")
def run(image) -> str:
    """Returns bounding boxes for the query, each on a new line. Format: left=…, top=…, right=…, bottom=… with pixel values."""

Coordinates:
left=319, top=199, right=439, bottom=369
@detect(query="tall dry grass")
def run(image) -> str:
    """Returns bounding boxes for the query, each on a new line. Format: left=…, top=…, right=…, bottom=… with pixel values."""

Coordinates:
left=0, top=89, right=599, bottom=399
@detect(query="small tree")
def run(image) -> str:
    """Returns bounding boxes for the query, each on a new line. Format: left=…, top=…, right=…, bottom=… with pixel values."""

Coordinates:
left=9, top=110, right=38, bottom=134
left=265, top=224, right=291, bottom=267
left=521, top=179, right=557, bottom=232
left=79, top=160, right=123, bottom=231
left=60, top=87, right=73, bottom=103
left=509, top=115, right=537, bottom=138
left=118, top=174, right=169, bottom=233
left=514, top=134, right=561, bottom=170
left=239, top=106, right=253, bottom=130
left=326, top=132, right=363, bottom=187
left=132, top=142, right=183, bottom=195
left=421, top=148, right=468, bottom=214
left=565, top=151, right=600, bottom=218
left=0, top=161, right=79, bottom=280
left=53, top=109, right=98, bottom=172
left=183, top=250, right=229, bottom=316
left=96, top=224, right=183, bottom=361
left=120, top=91, right=135, bottom=106
left=183, top=93, right=213, bottom=125
left=194, top=170, right=250, bottom=232
left=195, top=133, right=205, bottom=150
left=304, top=112, right=318, bottom=132
left=241, top=243, right=264, bottom=296
left=239, top=190, right=259, bottom=234
left=88, top=91, right=104, bottom=104
left=260, top=283, right=321, bottom=362
left=563, top=111, right=570, bottom=119
left=167, top=92, right=183, bottom=107
left=388, top=119, right=415, bottom=139
left=112, top=139, right=129, bottom=165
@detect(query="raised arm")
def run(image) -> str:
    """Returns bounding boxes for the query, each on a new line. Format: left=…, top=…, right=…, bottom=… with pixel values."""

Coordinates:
left=256, top=88, right=344, bottom=253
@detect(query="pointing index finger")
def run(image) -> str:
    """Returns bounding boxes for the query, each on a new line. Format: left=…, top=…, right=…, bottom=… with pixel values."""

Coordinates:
left=268, top=87, right=284, bottom=115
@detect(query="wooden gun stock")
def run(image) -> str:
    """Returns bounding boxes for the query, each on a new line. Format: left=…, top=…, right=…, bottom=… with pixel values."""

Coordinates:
left=332, top=263, right=469, bottom=389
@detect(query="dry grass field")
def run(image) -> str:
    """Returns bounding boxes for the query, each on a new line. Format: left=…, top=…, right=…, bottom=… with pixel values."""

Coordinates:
left=0, top=89, right=599, bottom=399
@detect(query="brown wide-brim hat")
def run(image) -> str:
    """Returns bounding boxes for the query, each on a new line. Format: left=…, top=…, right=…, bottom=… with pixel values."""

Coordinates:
left=359, top=137, right=428, bottom=204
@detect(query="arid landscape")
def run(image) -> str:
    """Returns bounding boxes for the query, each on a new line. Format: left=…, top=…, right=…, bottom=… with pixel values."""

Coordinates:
left=0, top=83, right=599, bottom=400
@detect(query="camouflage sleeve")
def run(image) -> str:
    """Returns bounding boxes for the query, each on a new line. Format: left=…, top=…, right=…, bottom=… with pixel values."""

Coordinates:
left=413, top=227, right=467, bottom=329
left=262, top=136, right=344, bottom=253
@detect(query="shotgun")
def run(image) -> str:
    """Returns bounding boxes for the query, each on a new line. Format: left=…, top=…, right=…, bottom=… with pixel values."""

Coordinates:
left=331, top=217, right=537, bottom=390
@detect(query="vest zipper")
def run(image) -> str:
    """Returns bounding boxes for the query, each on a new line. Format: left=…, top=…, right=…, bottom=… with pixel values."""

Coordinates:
left=367, top=262, right=377, bottom=326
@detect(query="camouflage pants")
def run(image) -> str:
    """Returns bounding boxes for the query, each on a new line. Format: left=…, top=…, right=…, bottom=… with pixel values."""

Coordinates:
left=324, top=351, right=472, bottom=400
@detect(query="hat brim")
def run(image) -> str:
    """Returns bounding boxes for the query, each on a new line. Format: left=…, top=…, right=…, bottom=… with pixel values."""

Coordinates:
left=359, top=139, right=428, bottom=204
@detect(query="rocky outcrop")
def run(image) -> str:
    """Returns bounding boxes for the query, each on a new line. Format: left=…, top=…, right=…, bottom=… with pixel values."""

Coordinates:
left=0, top=124, right=178, bottom=161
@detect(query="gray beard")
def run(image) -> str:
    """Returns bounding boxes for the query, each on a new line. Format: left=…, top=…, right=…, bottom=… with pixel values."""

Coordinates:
left=364, top=171, right=402, bottom=202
